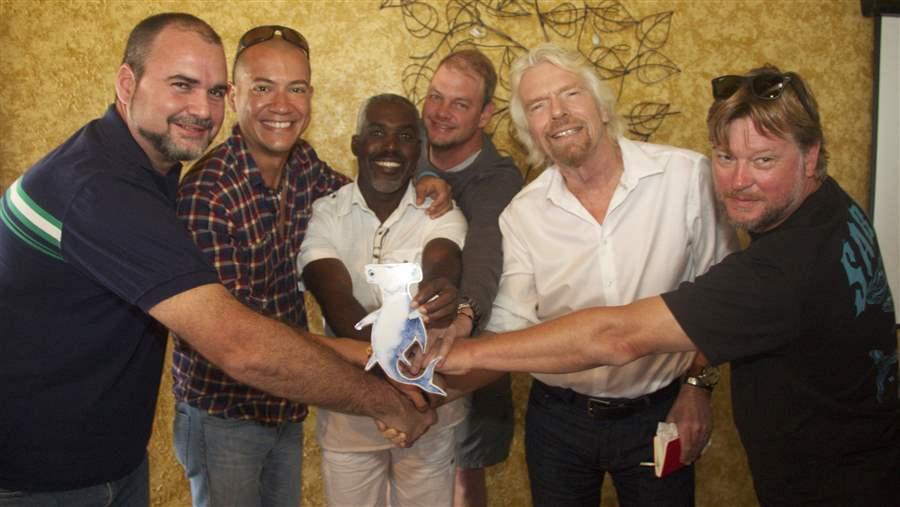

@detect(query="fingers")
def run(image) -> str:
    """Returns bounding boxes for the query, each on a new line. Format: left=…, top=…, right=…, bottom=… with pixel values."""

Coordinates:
left=415, top=279, right=458, bottom=324
left=434, top=326, right=458, bottom=368
left=665, top=384, right=713, bottom=464
left=405, top=345, right=426, bottom=375
left=398, top=407, right=437, bottom=447
left=426, top=194, right=452, bottom=218
left=375, top=420, right=409, bottom=447
left=434, top=338, right=471, bottom=376
left=389, top=378, right=429, bottom=412
left=413, top=176, right=452, bottom=218
left=670, top=418, right=712, bottom=464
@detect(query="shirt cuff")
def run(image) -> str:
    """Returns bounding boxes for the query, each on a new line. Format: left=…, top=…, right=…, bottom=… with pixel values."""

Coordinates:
left=417, top=170, right=441, bottom=181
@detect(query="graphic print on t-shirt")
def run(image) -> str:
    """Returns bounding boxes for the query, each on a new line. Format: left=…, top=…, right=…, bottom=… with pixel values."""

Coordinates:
left=840, top=204, right=893, bottom=316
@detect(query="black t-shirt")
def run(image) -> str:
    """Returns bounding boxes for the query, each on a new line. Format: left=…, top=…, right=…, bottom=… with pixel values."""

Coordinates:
left=0, top=106, right=219, bottom=491
left=663, top=178, right=899, bottom=506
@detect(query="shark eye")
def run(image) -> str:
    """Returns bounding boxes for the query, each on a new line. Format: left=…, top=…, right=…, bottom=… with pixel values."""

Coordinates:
left=368, top=270, right=374, bottom=276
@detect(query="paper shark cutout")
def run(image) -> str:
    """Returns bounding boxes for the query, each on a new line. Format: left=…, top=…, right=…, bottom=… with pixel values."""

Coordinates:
left=355, top=262, right=446, bottom=396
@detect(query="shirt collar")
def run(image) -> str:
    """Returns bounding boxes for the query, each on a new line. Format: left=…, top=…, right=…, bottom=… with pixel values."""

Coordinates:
left=99, top=105, right=180, bottom=174
left=224, top=124, right=269, bottom=191
left=617, top=137, right=665, bottom=190
left=336, top=180, right=421, bottom=218
left=98, top=104, right=182, bottom=193
left=224, top=123, right=308, bottom=191
left=543, top=137, right=664, bottom=209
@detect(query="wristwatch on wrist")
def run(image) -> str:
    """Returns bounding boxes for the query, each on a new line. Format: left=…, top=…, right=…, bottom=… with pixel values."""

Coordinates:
left=456, top=296, right=480, bottom=329
left=683, top=365, right=720, bottom=392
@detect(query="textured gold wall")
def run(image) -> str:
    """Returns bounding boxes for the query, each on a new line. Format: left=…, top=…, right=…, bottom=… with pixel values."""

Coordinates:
left=0, top=1, right=874, bottom=506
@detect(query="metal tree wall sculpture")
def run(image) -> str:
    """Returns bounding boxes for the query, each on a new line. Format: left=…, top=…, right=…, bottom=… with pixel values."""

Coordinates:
left=380, top=0, right=681, bottom=174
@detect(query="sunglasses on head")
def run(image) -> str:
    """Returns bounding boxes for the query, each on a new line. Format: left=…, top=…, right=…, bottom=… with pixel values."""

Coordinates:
left=236, top=25, right=309, bottom=60
left=711, top=72, right=794, bottom=101
left=711, top=71, right=817, bottom=121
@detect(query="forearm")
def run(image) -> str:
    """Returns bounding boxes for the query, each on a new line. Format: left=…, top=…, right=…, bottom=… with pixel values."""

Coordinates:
left=309, top=335, right=370, bottom=368
left=421, top=238, right=461, bottom=286
left=440, top=369, right=506, bottom=401
left=303, top=258, right=370, bottom=340
left=152, top=284, right=401, bottom=420
left=448, top=297, right=697, bottom=374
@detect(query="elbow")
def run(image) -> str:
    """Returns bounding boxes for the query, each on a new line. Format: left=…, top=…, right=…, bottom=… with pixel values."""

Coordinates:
left=216, top=341, right=269, bottom=386
left=602, top=339, right=644, bottom=367
left=199, top=326, right=269, bottom=386
left=584, top=314, right=645, bottom=368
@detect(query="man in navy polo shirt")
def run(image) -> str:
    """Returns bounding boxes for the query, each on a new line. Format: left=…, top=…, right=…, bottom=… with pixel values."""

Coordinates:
left=0, top=12, right=434, bottom=506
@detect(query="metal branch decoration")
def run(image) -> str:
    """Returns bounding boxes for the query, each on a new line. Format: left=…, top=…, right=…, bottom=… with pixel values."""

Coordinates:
left=379, top=0, right=681, bottom=174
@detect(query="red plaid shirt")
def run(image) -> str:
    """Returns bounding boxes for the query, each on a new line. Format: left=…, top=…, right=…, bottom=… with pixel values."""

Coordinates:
left=173, top=124, right=350, bottom=424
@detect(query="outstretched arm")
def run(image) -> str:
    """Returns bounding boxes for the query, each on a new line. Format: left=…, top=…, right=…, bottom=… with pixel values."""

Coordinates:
left=302, top=258, right=370, bottom=341
left=440, top=296, right=697, bottom=375
left=150, top=283, right=435, bottom=445
left=302, top=258, right=432, bottom=411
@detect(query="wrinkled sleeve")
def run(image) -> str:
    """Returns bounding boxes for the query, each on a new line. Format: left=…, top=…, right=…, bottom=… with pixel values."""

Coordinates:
left=175, top=177, right=248, bottom=300
left=687, top=156, right=739, bottom=275
left=485, top=205, right=538, bottom=333
left=423, top=205, right=467, bottom=250
left=296, top=196, right=341, bottom=282
left=312, top=159, right=352, bottom=199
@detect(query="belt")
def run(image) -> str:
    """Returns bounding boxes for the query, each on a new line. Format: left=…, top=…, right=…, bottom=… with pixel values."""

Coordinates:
left=533, top=379, right=679, bottom=419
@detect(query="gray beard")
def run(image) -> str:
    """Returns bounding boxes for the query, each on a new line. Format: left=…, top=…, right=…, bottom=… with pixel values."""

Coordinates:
left=550, top=138, right=592, bottom=168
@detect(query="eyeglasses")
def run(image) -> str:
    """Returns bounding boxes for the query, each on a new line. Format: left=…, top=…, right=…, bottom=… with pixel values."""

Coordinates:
left=236, top=25, right=309, bottom=61
left=711, top=72, right=794, bottom=101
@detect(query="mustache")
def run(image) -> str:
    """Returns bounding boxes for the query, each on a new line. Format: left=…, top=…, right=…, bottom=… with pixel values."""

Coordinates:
left=722, top=189, right=763, bottom=200
left=546, top=117, right=583, bottom=134
left=372, top=151, right=405, bottom=161
left=168, top=113, right=214, bottom=130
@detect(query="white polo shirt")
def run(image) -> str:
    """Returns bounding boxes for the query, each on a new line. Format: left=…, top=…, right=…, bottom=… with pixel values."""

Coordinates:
left=486, top=137, right=738, bottom=398
left=298, top=181, right=468, bottom=452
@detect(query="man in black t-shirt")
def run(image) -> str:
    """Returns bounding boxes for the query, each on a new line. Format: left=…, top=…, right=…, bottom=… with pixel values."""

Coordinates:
left=438, top=66, right=899, bottom=506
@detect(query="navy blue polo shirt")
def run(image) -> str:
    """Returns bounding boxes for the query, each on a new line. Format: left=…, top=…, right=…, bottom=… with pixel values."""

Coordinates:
left=0, top=105, right=219, bottom=491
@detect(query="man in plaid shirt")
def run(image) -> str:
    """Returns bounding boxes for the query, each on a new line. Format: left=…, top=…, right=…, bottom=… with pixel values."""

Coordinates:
left=173, top=26, right=450, bottom=507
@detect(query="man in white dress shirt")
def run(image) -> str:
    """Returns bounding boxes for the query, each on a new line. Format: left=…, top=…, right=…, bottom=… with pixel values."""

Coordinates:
left=484, top=43, right=738, bottom=506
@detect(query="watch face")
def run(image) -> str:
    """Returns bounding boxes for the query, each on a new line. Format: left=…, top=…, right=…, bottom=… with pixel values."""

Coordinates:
left=699, top=366, right=720, bottom=386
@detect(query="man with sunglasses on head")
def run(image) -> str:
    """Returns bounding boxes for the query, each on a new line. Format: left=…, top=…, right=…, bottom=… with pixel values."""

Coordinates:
left=0, top=14, right=438, bottom=506
left=439, top=63, right=900, bottom=506
left=172, top=26, right=452, bottom=507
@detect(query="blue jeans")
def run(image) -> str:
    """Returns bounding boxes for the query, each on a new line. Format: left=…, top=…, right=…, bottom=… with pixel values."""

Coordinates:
left=173, top=402, right=304, bottom=507
left=0, top=455, right=148, bottom=507
left=525, top=381, right=694, bottom=507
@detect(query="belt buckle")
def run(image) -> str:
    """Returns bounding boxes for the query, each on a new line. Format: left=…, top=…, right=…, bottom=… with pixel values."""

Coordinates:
left=587, top=397, right=618, bottom=417
left=586, top=397, right=640, bottom=419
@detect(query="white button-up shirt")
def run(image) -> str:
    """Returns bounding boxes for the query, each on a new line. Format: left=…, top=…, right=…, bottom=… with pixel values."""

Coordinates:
left=298, top=181, right=468, bottom=451
left=487, top=138, right=738, bottom=398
